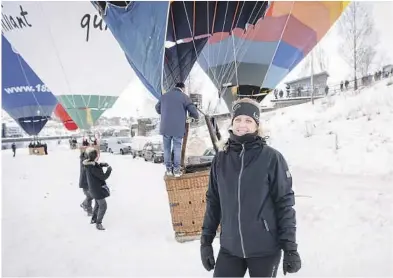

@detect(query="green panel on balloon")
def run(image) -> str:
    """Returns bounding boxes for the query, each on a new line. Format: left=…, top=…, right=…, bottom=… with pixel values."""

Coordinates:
left=56, top=95, right=118, bottom=130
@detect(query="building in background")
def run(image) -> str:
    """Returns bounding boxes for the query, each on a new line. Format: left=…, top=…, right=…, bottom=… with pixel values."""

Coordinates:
left=285, top=71, right=330, bottom=97
left=137, top=117, right=159, bottom=137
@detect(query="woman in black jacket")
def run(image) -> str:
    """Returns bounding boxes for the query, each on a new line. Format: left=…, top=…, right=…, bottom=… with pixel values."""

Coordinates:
left=200, top=98, right=301, bottom=277
left=79, top=150, right=93, bottom=216
left=83, top=147, right=112, bottom=230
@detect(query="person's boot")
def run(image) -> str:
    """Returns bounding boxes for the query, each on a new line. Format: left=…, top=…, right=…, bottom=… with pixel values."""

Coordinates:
left=96, top=223, right=105, bottom=230
left=173, top=168, right=182, bottom=178
left=165, top=168, right=173, bottom=176
left=90, top=215, right=97, bottom=224
left=80, top=203, right=87, bottom=212
left=87, top=208, right=93, bottom=217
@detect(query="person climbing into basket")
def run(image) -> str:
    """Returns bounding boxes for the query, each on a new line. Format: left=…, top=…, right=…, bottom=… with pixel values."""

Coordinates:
left=155, top=82, right=199, bottom=177
left=83, top=147, right=112, bottom=231
left=199, top=98, right=301, bottom=277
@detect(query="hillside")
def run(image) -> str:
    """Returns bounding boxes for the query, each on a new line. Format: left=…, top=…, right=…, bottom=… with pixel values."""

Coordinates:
left=189, top=79, right=393, bottom=177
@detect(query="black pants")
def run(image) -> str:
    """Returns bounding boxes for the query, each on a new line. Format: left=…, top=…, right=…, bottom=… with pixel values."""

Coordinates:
left=213, top=247, right=282, bottom=277
left=92, top=198, right=107, bottom=224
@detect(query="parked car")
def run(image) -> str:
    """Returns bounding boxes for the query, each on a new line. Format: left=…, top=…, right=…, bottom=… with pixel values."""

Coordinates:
left=106, top=136, right=132, bottom=155
left=142, top=142, right=164, bottom=163
left=99, top=139, right=108, bottom=152
left=187, top=147, right=216, bottom=165
left=131, top=136, right=151, bottom=158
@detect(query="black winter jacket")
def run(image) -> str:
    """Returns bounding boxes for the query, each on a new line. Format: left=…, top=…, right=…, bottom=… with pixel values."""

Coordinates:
left=201, top=132, right=297, bottom=258
left=79, top=153, right=88, bottom=189
left=83, top=160, right=112, bottom=200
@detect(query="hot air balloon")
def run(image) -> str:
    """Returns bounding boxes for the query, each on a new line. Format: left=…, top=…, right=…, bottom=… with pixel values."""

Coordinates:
left=93, top=1, right=270, bottom=100
left=1, top=35, right=57, bottom=136
left=54, top=103, right=78, bottom=131
left=2, top=1, right=135, bottom=130
left=197, top=1, right=350, bottom=109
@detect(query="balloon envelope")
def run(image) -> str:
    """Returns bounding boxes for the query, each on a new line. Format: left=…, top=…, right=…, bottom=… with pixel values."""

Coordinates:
left=1, top=35, right=57, bottom=136
left=94, top=1, right=269, bottom=100
left=197, top=1, right=348, bottom=108
left=54, top=103, right=78, bottom=131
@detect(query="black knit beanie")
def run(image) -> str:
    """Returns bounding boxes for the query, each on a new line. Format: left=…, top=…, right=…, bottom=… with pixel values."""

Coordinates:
left=231, top=102, right=260, bottom=125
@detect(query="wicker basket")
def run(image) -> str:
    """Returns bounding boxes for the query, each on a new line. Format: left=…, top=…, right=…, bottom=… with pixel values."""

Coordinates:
left=164, top=115, right=221, bottom=243
left=29, top=147, right=46, bottom=155
left=165, top=170, right=210, bottom=242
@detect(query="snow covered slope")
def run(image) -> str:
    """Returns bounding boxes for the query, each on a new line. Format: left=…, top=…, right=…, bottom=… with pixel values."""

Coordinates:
left=263, top=79, right=393, bottom=176
left=189, top=79, right=393, bottom=177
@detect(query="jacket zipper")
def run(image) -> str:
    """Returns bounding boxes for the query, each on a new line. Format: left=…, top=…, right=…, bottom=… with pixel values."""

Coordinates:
left=238, top=144, right=246, bottom=258
left=263, top=219, right=270, bottom=231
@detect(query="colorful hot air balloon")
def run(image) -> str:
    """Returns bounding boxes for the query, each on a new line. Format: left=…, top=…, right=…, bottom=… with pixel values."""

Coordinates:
left=1, top=35, right=57, bottom=136
left=53, top=103, right=78, bottom=131
left=2, top=1, right=136, bottom=130
left=93, top=1, right=270, bottom=100
left=197, top=1, right=349, bottom=108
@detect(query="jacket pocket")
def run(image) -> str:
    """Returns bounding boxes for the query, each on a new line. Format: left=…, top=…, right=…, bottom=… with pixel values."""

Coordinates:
left=262, top=218, right=274, bottom=239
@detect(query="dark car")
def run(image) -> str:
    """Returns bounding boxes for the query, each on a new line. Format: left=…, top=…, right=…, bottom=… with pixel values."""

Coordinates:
left=142, top=142, right=164, bottom=163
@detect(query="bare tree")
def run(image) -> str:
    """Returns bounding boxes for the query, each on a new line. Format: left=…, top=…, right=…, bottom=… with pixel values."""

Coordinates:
left=205, top=100, right=216, bottom=115
left=300, top=44, right=329, bottom=74
left=338, top=2, right=378, bottom=89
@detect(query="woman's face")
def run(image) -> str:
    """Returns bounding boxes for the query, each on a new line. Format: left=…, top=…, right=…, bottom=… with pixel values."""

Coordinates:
left=232, top=115, right=258, bottom=136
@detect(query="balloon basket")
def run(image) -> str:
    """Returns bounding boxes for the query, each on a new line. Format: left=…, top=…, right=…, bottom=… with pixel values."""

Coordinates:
left=28, top=147, right=45, bottom=156
left=164, top=115, right=221, bottom=243
left=164, top=166, right=220, bottom=243
left=70, top=144, right=78, bottom=150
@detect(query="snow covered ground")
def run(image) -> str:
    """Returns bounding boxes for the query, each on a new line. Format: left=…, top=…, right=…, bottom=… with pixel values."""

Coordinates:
left=2, top=80, right=393, bottom=276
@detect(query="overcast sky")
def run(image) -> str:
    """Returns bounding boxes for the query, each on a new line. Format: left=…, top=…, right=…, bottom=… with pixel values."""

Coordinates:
left=103, top=1, right=393, bottom=118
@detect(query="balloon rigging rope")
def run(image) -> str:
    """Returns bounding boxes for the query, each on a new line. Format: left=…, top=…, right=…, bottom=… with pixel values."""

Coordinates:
left=181, top=1, right=264, bottom=115
left=37, top=2, right=87, bottom=128
left=259, top=1, right=295, bottom=89
left=216, top=1, right=267, bottom=96
left=15, top=54, right=45, bottom=115
left=211, top=1, right=267, bottom=113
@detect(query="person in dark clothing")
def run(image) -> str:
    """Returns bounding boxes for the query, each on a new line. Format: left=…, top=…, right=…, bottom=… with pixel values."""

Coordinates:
left=82, top=138, right=90, bottom=147
left=79, top=151, right=93, bottom=216
left=11, top=142, right=16, bottom=157
left=344, top=80, right=349, bottom=90
left=200, top=98, right=301, bottom=277
left=155, top=82, right=199, bottom=177
left=83, top=147, right=112, bottom=230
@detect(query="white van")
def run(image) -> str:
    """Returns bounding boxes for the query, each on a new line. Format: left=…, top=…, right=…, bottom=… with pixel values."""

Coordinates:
left=106, top=136, right=132, bottom=155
